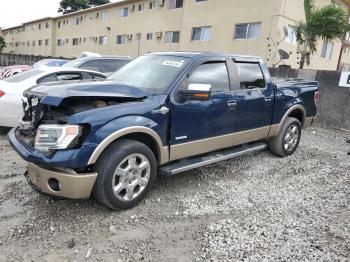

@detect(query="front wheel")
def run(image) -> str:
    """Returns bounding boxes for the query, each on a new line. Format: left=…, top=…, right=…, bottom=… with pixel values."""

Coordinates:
left=93, top=139, right=157, bottom=210
left=269, top=117, right=302, bottom=157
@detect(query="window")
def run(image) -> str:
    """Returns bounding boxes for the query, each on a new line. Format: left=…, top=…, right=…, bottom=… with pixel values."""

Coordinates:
left=195, top=0, right=207, bottom=2
left=38, top=24, right=41, bottom=30
left=32, top=40, right=36, bottom=47
left=135, top=33, right=142, bottom=41
left=4, top=70, right=44, bottom=83
left=147, top=32, right=153, bottom=40
left=80, top=60, right=101, bottom=71
left=234, top=22, right=261, bottom=39
left=99, top=36, right=108, bottom=45
left=74, top=17, right=80, bottom=26
left=188, top=62, right=230, bottom=93
left=100, top=11, right=108, bottom=21
left=86, top=73, right=106, bottom=80
left=101, top=59, right=129, bottom=73
left=73, top=38, right=80, bottom=46
left=286, top=25, right=297, bottom=45
left=45, top=39, right=49, bottom=46
left=236, top=63, right=266, bottom=89
left=56, top=73, right=82, bottom=81
left=38, top=74, right=57, bottom=84
left=38, top=40, right=42, bottom=46
left=321, top=41, right=334, bottom=60
left=169, top=0, right=183, bottom=9
left=138, top=3, right=144, bottom=11
left=119, top=7, right=129, bottom=17
left=57, top=39, right=63, bottom=46
left=191, top=26, right=211, bottom=41
left=58, top=21, right=61, bottom=28
left=164, top=31, right=180, bottom=43
left=46, top=22, right=50, bottom=29
left=149, top=0, right=156, bottom=9
left=116, top=35, right=127, bottom=44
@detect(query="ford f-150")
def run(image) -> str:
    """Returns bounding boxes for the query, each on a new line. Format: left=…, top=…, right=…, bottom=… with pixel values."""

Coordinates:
left=8, top=52, right=320, bottom=210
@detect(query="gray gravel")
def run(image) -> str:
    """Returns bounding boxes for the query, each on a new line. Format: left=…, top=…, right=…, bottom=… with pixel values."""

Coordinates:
left=0, top=126, right=349, bottom=261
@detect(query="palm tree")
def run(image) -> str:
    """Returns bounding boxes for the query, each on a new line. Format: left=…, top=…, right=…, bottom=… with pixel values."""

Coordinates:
left=0, top=36, right=6, bottom=54
left=296, top=0, right=350, bottom=69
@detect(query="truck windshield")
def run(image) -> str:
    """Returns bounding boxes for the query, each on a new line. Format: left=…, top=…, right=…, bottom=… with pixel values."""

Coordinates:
left=108, top=55, right=190, bottom=95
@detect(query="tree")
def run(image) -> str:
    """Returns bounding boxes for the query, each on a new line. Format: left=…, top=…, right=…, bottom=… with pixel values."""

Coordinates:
left=296, top=0, right=350, bottom=69
left=0, top=36, right=6, bottom=54
left=58, top=0, right=110, bottom=14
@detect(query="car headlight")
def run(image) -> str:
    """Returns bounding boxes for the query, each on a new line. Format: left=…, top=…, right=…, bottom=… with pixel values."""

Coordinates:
left=34, top=124, right=82, bottom=152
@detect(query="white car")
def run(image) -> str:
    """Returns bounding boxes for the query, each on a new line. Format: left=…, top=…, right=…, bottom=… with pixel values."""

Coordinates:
left=0, top=67, right=107, bottom=127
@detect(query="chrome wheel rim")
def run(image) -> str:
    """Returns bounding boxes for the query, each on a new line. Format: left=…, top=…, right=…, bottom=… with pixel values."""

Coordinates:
left=284, top=124, right=299, bottom=152
left=112, top=153, right=151, bottom=202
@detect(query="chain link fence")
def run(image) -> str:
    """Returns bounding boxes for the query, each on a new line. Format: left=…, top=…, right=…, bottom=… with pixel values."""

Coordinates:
left=0, top=53, right=69, bottom=67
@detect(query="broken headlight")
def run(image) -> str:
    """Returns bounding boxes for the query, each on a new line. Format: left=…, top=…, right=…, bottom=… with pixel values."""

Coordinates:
left=34, top=124, right=82, bottom=153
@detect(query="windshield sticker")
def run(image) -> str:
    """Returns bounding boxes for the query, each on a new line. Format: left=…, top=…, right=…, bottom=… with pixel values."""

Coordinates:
left=162, top=60, right=184, bottom=68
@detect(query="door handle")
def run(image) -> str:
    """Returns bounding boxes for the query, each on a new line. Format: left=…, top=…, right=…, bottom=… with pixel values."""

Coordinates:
left=265, top=96, right=273, bottom=102
left=227, top=100, right=237, bottom=108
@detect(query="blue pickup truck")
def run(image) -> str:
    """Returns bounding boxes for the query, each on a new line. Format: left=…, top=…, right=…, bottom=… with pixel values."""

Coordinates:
left=8, top=52, right=320, bottom=210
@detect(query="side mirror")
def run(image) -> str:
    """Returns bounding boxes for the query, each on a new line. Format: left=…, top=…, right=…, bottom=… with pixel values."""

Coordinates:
left=181, top=83, right=212, bottom=101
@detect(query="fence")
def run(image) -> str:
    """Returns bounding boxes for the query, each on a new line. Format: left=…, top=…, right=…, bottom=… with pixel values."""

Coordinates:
left=269, top=66, right=350, bottom=131
left=0, top=53, right=69, bottom=66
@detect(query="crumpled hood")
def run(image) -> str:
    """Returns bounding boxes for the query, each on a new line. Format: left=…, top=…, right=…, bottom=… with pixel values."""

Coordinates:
left=24, top=80, right=148, bottom=106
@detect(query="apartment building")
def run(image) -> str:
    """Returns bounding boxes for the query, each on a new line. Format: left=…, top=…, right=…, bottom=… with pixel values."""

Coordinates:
left=1, top=0, right=350, bottom=70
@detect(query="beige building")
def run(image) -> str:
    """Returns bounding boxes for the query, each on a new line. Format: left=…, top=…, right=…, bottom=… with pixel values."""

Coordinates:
left=1, top=0, right=350, bottom=70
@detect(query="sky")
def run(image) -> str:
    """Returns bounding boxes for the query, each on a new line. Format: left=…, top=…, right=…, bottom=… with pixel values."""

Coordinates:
left=0, top=0, right=120, bottom=29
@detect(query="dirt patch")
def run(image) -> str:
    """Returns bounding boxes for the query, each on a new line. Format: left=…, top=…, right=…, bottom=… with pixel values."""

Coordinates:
left=0, top=127, right=349, bottom=261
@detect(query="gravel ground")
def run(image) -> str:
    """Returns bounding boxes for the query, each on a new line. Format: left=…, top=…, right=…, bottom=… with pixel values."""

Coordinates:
left=0, top=126, right=349, bottom=261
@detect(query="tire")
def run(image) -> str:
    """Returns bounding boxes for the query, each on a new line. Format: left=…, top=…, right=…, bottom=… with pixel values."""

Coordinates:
left=93, top=139, right=157, bottom=210
left=269, top=117, right=302, bottom=157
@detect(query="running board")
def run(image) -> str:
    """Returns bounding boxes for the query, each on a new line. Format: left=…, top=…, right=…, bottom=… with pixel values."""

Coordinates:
left=160, top=142, right=267, bottom=176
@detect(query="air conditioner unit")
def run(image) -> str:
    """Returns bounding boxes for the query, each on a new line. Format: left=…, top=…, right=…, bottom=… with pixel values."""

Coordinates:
left=158, top=0, right=165, bottom=6
left=127, top=34, right=133, bottom=40
left=155, top=31, right=162, bottom=39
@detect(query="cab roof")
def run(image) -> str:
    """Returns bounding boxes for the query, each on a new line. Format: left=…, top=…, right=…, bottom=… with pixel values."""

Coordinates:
left=147, top=51, right=263, bottom=63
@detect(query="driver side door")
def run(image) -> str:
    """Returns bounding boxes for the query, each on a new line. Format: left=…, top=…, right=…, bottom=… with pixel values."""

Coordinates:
left=169, top=58, right=237, bottom=161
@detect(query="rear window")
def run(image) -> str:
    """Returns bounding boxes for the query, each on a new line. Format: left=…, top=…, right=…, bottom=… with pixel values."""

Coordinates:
left=5, top=70, right=44, bottom=83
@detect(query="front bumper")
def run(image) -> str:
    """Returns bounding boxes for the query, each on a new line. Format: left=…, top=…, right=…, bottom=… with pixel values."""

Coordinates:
left=25, top=163, right=97, bottom=199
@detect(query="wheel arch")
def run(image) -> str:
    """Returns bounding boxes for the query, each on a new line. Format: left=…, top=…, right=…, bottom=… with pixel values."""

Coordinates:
left=88, top=126, right=169, bottom=166
left=270, top=104, right=306, bottom=137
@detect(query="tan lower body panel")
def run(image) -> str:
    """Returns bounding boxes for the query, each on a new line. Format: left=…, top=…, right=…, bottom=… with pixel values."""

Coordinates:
left=25, top=163, right=97, bottom=199
left=170, top=126, right=271, bottom=162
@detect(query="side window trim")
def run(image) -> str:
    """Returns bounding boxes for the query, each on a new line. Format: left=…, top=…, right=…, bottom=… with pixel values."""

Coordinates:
left=226, top=58, right=240, bottom=91
left=81, top=59, right=102, bottom=72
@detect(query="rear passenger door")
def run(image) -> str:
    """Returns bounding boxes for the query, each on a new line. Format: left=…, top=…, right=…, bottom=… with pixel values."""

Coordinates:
left=231, top=61, right=274, bottom=145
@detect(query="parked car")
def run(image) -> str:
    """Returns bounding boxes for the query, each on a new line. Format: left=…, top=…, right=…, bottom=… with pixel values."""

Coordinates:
left=62, top=56, right=131, bottom=75
left=32, top=59, right=70, bottom=69
left=0, top=65, right=32, bottom=79
left=0, top=67, right=106, bottom=127
left=8, top=52, right=320, bottom=210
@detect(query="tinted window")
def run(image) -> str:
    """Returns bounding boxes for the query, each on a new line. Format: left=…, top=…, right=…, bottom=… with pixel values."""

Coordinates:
left=56, top=73, right=82, bottom=81
left=5, top=70, right=44, bottom=83
left=188, top=62, right=230, bottom=93
left=85, top=73, right=106, bottom=80
left=236, top=63, right=266, bottom=89
left=101, top=59, right=129, bottom=73
left=80, top=60, right=101, bottom=72
left=38, top=74, right=57, bottom=84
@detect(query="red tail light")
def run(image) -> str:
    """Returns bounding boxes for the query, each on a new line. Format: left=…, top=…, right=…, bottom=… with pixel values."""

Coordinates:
left=314, top=91, right=320, bottom=107
left=0, top=90, right=5, bottom=97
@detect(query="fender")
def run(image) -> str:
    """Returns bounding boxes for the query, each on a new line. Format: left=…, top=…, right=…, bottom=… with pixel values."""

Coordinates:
left=269, top=104, right=306, bottom=137
left=88, top=125, right=169, bottom=166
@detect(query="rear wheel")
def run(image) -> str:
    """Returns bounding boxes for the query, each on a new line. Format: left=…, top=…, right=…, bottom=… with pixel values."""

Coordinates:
left=93, top=139, right=157, bottom=210
left=269, top=117, right=301, bottom=157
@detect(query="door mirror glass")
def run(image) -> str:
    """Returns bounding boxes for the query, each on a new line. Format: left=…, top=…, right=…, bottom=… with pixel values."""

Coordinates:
left=181, top=83, right=212, bottom=101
